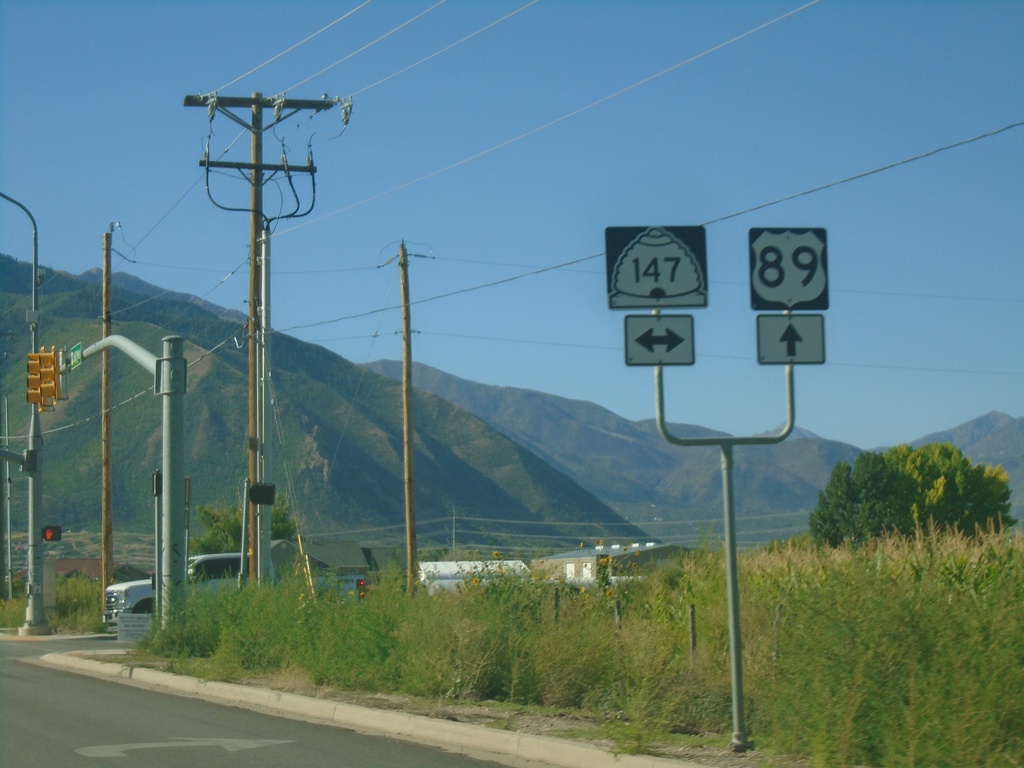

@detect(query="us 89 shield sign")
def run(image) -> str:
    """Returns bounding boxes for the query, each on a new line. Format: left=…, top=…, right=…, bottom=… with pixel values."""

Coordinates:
left=749, top=228, right=828, bottom=311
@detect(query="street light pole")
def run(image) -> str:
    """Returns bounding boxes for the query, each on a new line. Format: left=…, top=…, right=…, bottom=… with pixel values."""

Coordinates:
left=0, top=191, right=49, bottom=635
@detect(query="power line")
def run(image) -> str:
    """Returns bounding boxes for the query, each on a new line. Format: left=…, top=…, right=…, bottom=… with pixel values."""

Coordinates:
left=703, top=120, right=1024, bottom=226
left=274, top=251, right=601, bottom=333
left=350, top=0, right=542, bottom=98
left=277, top=0, right=823, bottom=236
left=212, top=0, right=375, bottom=94
left=283, top=0, right=449, bottom=94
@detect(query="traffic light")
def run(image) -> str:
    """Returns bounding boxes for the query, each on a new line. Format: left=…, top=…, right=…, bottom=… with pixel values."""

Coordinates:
left=26, top=348, right=59, bottom=411
left=27, top=352, right=43, bottom=406
left=41, top=525, right=62, bottom=542
left=39, top=347, right=59, bottom=406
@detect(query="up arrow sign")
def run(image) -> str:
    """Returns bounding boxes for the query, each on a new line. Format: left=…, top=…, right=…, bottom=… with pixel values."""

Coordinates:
left=757, top=314, right=825, bottom=365
left=779, top=323, right=802, bottom=357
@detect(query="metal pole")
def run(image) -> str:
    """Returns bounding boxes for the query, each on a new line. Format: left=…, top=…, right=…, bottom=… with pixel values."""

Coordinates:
left=653, top=362, right=795, bottom=751
left=2, top=393, right=11, bottom=602
left=720, top=442, right=751, bottom=750
left=101, top=230, right=114, bottom=605
left=257, top=226, right=273, bottom=582
left=158, top=336, right=186, bottom=628
left=0, top=191, right=48, bottom=635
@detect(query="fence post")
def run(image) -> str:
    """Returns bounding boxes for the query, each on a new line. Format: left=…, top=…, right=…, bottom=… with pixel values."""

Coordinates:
left=689, top=603, right=698, bottom=665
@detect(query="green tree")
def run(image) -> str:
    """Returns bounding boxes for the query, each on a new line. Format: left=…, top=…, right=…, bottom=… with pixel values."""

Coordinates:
left=810, top=442, right=1013, bottom=546
left=190, top=495, right=297, bottom=555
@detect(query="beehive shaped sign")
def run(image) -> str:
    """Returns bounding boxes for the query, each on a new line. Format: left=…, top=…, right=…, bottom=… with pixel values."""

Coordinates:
left=605, top=226, right=707, bottom=309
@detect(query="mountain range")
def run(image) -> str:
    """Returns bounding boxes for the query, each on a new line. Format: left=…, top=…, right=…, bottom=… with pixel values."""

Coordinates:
left=1, top=252, right=1020, bottom=550
left=366, top=361, right=1024, bottom=542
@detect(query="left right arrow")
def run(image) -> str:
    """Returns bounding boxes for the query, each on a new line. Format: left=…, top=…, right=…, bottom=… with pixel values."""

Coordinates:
left=636, top=327, right=685, bottom=352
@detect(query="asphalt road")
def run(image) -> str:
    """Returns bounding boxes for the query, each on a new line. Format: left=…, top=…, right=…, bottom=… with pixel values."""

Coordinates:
left=0, top=634, right=509, bottom=768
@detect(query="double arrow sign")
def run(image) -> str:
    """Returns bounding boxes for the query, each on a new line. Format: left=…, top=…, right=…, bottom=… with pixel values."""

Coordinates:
left=625, top=316, right=694, bottom=366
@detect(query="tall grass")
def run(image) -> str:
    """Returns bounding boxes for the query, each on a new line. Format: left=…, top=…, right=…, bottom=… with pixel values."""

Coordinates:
left=143, top=530, right=1024, bottom=766
left=0, top=576, right=105, bottom=633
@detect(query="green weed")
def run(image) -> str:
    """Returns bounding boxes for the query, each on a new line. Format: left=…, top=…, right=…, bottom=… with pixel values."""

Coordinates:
left=139, top=529, right=1024, bottom=766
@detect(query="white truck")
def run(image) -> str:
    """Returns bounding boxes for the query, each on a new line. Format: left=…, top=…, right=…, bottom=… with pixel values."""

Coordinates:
left=103, top=553, right=242, bottom=625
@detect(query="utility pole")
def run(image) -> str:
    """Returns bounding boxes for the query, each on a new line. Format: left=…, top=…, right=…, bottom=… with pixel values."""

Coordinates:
left=245, top=95, right=263, bottom=583
left=184, top=92, right=349, bottom=582
left=101, top=229, right=114, bottom=601
left=399, top=242, right=417, bottom=596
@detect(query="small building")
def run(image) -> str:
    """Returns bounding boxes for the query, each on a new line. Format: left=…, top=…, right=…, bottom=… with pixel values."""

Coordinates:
left=530, top=542, right=683, bottom=586
left=419, top=560, right=529, bottom=595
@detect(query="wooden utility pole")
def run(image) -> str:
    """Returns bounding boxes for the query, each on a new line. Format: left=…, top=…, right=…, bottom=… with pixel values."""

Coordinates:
left=101, top=230, right=113, bottom=597
left=184, top=91, right=347, bottom=583
left=399, top=242, right=417, bottom=596
left=246, top=94, right=263, bottom=581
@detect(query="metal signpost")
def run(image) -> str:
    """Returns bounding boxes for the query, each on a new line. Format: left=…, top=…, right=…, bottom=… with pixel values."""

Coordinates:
left=606, top=226, right=828, bottom=751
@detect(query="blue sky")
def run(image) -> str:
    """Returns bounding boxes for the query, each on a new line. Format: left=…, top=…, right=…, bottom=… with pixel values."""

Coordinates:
left=2, top=0, right=1022, bottom=451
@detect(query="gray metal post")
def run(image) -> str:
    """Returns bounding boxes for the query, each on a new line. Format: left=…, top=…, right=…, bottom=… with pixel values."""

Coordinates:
left=2, top=393, right=12, bottom=602
left=1, top=191, right=49, bottom=635
left=158, top=337, right=187, bottom=627
left=24, top=409, right=44, bottom=631
left=654, top=362, right=795, bottom=751
left=80, top=334, right=186, bottom=628
left=719, top=442, right=748, bottom=748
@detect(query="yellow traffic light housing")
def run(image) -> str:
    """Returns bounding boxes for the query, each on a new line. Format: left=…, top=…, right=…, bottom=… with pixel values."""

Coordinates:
left=27, top=347, right=59, bottom=411
left=39, top=347, right=59, bottom=406
left=27, top=352, right=43, bottom=407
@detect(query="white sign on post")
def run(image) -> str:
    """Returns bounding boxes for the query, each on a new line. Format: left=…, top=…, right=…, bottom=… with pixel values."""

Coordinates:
left=757, top=314, right=825, bottom=364
left=625, top=315, right=694, bottom=366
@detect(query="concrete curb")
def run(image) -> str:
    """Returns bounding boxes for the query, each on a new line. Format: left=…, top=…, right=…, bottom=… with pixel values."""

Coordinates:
left=39, top=651, right=714, bottom=768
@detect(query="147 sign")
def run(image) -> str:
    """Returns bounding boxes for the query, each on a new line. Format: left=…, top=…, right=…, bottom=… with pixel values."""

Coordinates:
left=749, top=228, right=828, bottom=311
left=606, top=226, right=708, bottom=309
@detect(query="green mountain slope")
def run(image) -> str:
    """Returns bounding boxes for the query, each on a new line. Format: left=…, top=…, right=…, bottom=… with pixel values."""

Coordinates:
left=0, top=254, right=645, bottom=551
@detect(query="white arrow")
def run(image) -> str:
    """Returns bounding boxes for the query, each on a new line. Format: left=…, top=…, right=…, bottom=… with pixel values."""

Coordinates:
left=76, top=737, right=293, bottom=757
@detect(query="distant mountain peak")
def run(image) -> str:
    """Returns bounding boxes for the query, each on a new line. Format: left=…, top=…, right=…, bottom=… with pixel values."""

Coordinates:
left=77, top=268, right=246, bottom=323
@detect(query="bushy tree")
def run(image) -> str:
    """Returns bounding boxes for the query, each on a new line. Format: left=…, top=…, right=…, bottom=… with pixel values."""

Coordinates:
left=190, top=495, right=297, bottom=554
left=810, top=442, right=1013, bottom=546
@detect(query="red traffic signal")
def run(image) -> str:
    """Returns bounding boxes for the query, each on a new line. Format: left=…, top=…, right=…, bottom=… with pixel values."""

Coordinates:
left=41, top=525, right=62, bottom=542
